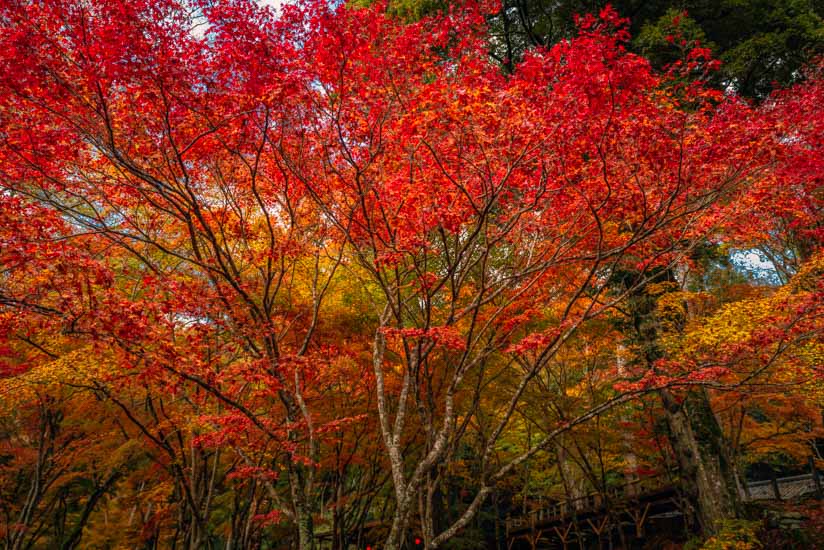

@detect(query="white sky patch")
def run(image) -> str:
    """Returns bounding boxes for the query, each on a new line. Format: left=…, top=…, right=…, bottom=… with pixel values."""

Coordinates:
left=730, top=249, right=782, bottom=285
left=190, top=10, right=211, bottom=40
left=258, top=0, right=288, bottom=16
left=190, top=0, right=289, bottom=40
left=735, top=250, right=775, bottom=271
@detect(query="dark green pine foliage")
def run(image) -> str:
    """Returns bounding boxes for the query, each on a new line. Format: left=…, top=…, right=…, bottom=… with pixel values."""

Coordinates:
left=358, top=0, right=824, bottom=98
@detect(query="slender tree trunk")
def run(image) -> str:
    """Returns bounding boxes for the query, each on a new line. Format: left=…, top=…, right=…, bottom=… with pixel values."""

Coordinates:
left=289, top=462, right=315, bottom=550
left=556, top=441, right=586, bottom=510
left=616, top=345, right=639, bottom=494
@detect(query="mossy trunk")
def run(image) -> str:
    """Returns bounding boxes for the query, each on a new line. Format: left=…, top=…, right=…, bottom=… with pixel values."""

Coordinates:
left=660, top=388, right=741, bottom=535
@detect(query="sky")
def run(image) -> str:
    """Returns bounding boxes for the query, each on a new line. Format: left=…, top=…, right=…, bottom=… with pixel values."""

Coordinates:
left=258, top=0, right=286, bottom=10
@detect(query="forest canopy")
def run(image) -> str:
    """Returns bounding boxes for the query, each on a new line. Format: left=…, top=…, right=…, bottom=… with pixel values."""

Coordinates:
left=0, top=1, right=821, bottom=549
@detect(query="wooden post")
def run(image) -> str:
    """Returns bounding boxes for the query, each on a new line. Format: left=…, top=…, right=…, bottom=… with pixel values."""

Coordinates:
left=810, top=456, right=823, bottom=498
left=770, top=468, right=782, bottom=501
left=587, top=515, right=610, bottom=550
left=553, top=522, right=574, bottom=550
left=630, top=503, right=651, bottom=538
left=741, top=473, right=752, bottom=502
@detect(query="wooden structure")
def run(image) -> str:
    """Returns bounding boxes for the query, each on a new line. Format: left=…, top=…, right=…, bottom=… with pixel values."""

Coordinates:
left=505, top=471, right=822, bottom=549
left=505, top=474, right=680, bottom=549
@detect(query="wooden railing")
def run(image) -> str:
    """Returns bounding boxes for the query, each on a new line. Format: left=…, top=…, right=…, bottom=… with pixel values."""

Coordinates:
left=505, top=473, right=672, bottom=534
left=506, top=469, right=823, bottom=536
left=746, top=473, right=820, bottom=501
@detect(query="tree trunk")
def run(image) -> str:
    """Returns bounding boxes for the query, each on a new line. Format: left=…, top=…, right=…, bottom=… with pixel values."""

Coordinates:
left=296, top=509, right=315, bottom=550
left=659, top=389, right=740, bottom=535
left=290, top=463, right=315, bottom=550
left=556, top=441, right=586, bottom=510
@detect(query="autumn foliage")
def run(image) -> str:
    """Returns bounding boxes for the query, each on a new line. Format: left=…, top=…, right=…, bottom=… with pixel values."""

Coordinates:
left=0, top=1, right=821, bottom=548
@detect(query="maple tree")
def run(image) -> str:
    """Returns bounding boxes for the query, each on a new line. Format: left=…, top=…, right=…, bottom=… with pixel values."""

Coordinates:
left=0, top=1, right=821, bottom=548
